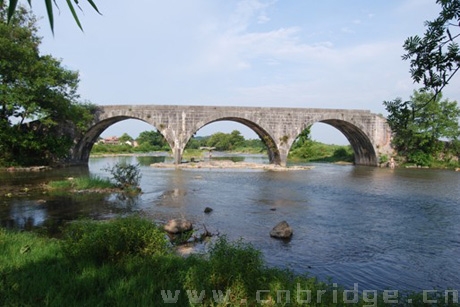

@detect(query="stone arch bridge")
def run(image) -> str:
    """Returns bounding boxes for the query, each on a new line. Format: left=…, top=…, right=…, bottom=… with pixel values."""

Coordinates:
left=71, top=105, right=393, bottom=167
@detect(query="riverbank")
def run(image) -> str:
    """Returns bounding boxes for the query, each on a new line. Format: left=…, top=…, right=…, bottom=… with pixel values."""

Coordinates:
left=1, top=166, right=52, bottom=172
left=0, top=216, right=447, bottom=306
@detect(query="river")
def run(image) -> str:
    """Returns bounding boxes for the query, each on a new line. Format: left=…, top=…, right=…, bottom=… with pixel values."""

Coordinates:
left=1, top=154, right=459, bottom=293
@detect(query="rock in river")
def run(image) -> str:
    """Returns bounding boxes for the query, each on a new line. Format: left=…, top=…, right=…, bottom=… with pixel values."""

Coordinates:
left=164, top=218, right=193, bottom=234
left=270, top=221, right=293, bottom=239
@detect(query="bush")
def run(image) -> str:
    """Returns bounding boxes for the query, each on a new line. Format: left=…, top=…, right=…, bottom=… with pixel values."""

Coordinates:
left=183, top=236, right=264, bottom=301
left=103, top=162, right=142, bottom=190
left=379, top=154, right=389, bottom=164
left=332, top=147, right=354, bottom=162
left=61, top=216, right=169, bottom=264
left=407, top=150, right=432, bottom=166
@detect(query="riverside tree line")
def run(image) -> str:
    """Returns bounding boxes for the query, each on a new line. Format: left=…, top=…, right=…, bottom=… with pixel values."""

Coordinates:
left=93, top=128, right=355, bottom=163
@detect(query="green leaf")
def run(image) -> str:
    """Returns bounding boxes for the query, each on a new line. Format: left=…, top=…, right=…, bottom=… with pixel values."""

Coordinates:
left=45, top=0, right=54, bottom=33
left=20, top=245, right=31, bottom=254
left=7, top=0, right=19, bottom=23
left=66, top=0, right=83, bottom=31
left=447, top=28, right=452, bottom=41
left=86, top=0, right=102, bottom=15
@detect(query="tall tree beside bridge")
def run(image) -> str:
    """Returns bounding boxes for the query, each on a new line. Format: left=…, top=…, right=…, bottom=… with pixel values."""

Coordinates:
left=384, top=90, right=460, bottom=166
left=0, top=6, right=95, bottom=166
left=384, top=0, right=460, bottom=166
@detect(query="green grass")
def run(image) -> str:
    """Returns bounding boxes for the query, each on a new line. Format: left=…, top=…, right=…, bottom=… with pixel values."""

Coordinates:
left=289, top=141, right=354, bottom=163
left=182, top=149, right=204, bottom=160
left=46, top=176, right=115, bottom=191
left=1, top=216, right=457, bottom=306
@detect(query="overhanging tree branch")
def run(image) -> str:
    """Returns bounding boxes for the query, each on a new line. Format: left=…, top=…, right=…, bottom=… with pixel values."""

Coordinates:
left=402, top=0, right=460, bottom=110
left=1, top=0, right=101, bottom=33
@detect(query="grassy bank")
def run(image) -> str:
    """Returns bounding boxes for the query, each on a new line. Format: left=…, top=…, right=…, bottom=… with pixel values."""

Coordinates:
left=289, top=141, right=354, bottom=163
left=0, top=216, right=456, bottom=306
left=391, top=155, right=460, bottom=170
left=45, top=176, right=115, bottom=192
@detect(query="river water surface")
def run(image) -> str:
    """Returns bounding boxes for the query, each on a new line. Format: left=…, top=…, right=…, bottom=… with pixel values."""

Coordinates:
left=1, top=154, right=459, bottom=292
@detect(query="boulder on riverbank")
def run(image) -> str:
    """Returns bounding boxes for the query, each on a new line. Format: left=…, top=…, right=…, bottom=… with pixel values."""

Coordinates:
left=164, top=218, right=193, bottom=234
left=270, top=221, right=293, bottom=239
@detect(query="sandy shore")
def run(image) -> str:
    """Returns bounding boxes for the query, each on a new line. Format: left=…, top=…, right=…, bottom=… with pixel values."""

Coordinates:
left=150, top=160, right=313, bottom=171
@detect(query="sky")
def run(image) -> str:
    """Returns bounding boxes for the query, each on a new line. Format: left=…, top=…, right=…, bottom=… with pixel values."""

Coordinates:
left=32, top=0, right=460, bottom=144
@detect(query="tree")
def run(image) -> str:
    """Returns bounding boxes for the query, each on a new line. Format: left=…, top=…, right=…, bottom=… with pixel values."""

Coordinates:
left=1, top=0, right=101, bottom=32
left=403, top=0, right=460, bottom=98
left=205, top=130, right=244, bottom=151
left=206, top=132, right=231, bottom=151
left=185, top=136, right=208, bottom=149
left=119, top=133, right=133, bottom=144
left=136, top=130, right=169, bottom=151
left=0, top=6, right=95, bottom=166
left=229, top=130, right=245, bottom=149
left=291, top=126, right=311, bottom=150
left=383, top=90, right=460, bottom=165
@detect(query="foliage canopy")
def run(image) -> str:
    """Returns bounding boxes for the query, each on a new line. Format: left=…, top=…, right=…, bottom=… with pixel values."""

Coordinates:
left=0, top=6, right=96, bottom=166
left=384, top=90, right=460, bottom=166
left=403, top=0, right=460, bottom=97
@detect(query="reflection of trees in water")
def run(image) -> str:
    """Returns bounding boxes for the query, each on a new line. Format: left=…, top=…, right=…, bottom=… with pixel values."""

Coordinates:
left=211, top=156, right=245, bottom=162
left=3, top=200, right=46, bottom=230
left=112, top=192, right=141, bottom=209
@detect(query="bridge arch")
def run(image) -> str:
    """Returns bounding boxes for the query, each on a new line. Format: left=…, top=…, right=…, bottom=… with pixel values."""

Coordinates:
left=73, top=116, right=173, bottom=163
left=299, top=117, right=379, bottom=165
left=186, top=117, right=281, bottom=164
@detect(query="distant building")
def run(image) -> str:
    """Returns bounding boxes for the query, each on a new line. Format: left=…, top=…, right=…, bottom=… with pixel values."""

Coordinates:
left=99, top=136, right=119, bottom=145
left=97, top=136, right=138, bottom=147
left=124, top=140, right=139, bottom=147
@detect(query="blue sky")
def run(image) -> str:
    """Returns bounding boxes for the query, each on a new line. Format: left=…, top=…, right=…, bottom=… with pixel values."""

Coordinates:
left=33, top=0, right=460, bottom=144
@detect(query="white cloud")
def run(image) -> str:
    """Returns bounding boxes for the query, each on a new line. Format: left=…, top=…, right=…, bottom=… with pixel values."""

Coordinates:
left=257, top=14, right=270, bottom=24
left=35, top=0, right=459, bottom=143
left=341, top=27, right=355, bottom=34
left=228, top=0, right=274, bottom=33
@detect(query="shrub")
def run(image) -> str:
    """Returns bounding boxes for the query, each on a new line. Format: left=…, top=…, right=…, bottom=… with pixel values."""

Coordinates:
left=61, top=216, right=169, bottom=264
left=103, top=162, right=142, bottom=190
left=332, top=147, right=354, bottom=162
left=408, top=150, right=432, bottom=166
left=379, top=154, right=389, bottom=164
left=183, top=236, right=264, bottom=302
